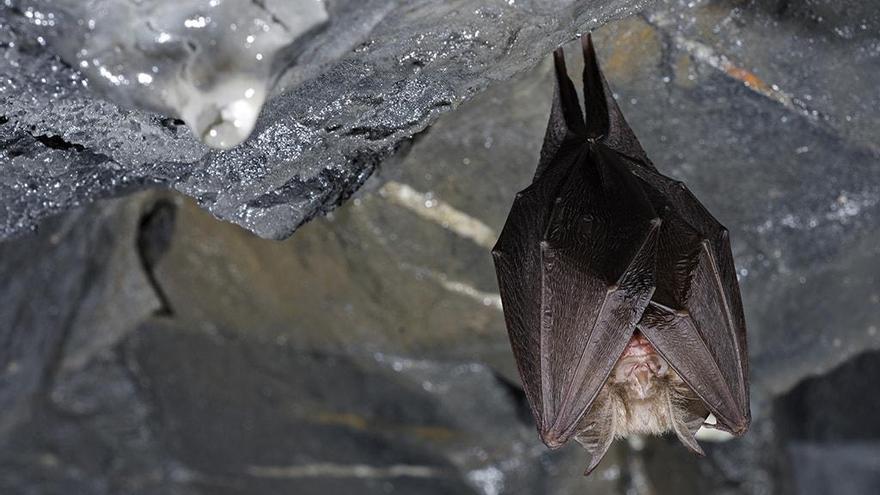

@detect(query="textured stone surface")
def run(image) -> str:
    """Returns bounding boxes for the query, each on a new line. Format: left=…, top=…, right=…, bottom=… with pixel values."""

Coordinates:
left=1, top=0, right=880, bottom=493
left=0, top=194, right=160, bottom=437
left=0, top=191, right=625, bottom=494
left=777, top=351, right=880, bottom=495
left=0, top=0, right=648, bottom=240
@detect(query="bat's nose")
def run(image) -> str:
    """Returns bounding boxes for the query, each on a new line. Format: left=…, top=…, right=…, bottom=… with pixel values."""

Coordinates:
left=630, top=365, right=654, bottom=398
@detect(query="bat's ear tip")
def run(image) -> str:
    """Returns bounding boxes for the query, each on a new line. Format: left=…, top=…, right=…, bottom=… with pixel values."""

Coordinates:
left=552, top=47, right=567, bottom=73
left=553, top=46, right=565, bottom=60
left=581, top=32, right=596, bottom=56
left=581, top=33, right=596, bottom=64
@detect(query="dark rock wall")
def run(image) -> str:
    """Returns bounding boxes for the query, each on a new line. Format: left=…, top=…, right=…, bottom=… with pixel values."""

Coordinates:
left=0, top=0, right=649, bottom=240
left=1, top=1, right=879, bottom=494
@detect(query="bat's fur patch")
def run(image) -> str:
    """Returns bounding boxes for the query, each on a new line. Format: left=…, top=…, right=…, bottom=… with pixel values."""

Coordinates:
left=573, top=332, right=708, bottom=470
left=604, top=364, right=695, bottom=437
left=597, top=332, right=700, bottom=437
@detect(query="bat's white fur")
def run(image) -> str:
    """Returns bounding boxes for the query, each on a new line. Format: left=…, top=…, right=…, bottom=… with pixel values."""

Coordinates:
left=573, top=334, right=707, bottom=467
left=603, top=368, right=695, bottom=438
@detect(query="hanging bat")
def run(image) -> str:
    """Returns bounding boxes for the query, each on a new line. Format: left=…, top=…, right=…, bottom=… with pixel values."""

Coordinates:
left=491, top=34, right=749, bottom=474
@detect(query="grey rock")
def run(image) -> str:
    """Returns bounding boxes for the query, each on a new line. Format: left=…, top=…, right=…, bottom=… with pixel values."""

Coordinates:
left=645, top=0, right=880, bottom=151
left=788, top=443, right=880, bottom=495
left=0, top=355, right=193, bottom=495
left=1, top=0, right=880, bottom=494
left=17, top=0, right=378, bottom=150
left=0, top=193, right=162, bottom=438
left=125, top=321, right=570, bottom=494
left=776, top=351, right=880, bottom=495
left=0, top=0, right=649, bottom=240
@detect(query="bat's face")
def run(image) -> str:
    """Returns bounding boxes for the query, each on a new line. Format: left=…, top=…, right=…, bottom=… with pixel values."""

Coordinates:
left=603, top=332, right=699, bottom=438
left=572, top=331, right=709, bottom=470
left=614, top=332, right=669, bottom=401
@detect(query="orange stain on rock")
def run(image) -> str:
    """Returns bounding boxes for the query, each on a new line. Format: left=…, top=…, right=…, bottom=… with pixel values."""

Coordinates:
left=723, top=64, right=772, bottom=95
left=603, top=19, right=661, bottom=82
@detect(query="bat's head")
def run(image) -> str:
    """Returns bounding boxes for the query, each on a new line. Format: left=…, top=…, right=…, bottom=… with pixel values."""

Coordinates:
left=605, top=332, right=704, bottom=436
left=571, top=331, right=709, bottom=475
left=614, top=332, right=670, bottom=402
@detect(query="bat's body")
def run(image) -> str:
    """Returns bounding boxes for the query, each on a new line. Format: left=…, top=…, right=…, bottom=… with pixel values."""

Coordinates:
left=491, top=35, right=749, bottom=474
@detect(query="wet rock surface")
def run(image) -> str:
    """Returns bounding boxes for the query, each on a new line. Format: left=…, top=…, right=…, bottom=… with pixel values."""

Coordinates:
left=17, top=0, right=332, bottom=150
left=0, top=0, right=648, bottom=240
left=2, top=0, right=880, bottom=493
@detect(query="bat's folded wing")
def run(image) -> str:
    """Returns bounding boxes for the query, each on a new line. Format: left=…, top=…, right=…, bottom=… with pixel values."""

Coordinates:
left=538, top=236, right=656, bottom=447
left=633, top=169, right=750, bottom=436
left=495, top=142, right=662, bottom=447
left=538, top=145, right=662, bottom=446
left=492, top=143, right=581, bottom=433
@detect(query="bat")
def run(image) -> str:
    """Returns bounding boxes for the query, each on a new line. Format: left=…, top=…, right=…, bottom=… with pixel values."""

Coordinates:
left=491, top=34, right=750, bottom=474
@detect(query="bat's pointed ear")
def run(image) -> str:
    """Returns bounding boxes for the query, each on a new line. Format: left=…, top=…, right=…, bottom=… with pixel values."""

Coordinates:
left=552, top=47, right=587, bottom=136
left=580, top=33, right=611, bottom=141
left=580, top=33, right=653, bottom=166
left=534, top=47, right=587, bottom=180
left=574, top=397, right=616, bottom=476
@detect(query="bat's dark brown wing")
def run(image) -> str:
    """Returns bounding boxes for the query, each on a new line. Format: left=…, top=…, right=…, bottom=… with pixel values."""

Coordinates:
left=491, top=48, right=586, bottom=432
left=492, top=44, right=662, bottom=447
left=633, top=170, right=751, bottom=438
left=536, top=143, right=660, bottom=447
left=582, top=31, right=750, bottom=440
left=493, top=33, right=749, bottom=473
left=491, top=140, right=579, bottom=434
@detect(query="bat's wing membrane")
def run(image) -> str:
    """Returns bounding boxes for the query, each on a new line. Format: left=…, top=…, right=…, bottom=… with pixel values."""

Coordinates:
left=634, top=170, right=750, bottom=437
left=537, top=144, right=660, bottom=446
left=492, top=148, right=578, bottom=433
left=493, top=44, right=589, bottom=430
